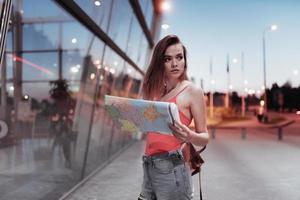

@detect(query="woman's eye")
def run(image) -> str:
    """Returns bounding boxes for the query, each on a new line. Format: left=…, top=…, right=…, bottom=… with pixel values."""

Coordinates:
left=164, top=58, right=171, bottom=62
left=177, top=56, right=183, bottom=60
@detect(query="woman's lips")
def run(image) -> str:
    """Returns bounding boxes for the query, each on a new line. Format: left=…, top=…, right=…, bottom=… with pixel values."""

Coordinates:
left=171, top=69, right=179, bottom=72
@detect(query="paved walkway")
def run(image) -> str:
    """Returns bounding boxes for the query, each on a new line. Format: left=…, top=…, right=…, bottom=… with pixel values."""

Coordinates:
left=65, top=122, right=300, bottom=200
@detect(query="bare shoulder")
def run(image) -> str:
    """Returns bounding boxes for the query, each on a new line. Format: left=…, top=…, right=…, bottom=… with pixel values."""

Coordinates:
left=186, top=82, right=204, bottom=99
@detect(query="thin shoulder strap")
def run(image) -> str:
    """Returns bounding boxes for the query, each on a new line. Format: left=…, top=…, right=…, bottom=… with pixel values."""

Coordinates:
left=173, top=84, right=190, bottom=99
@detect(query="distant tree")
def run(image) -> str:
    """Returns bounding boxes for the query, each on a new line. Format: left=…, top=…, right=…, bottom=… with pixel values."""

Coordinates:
left=30, top=98, right=40, bottom=111
left=269, top=83, right=280, bottom=111
left=281, top=81, right=293, bottom=111
left=246, top=94, right=260, bottom=106
left=231, top=91, right=241, bottom=107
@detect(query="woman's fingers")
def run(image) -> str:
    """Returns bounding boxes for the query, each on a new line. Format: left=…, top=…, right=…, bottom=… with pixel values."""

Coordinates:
left=174, top=120, right=190, bottom=132
left=168, top=123, right=186, bottom=141
left=168, top=123, right=180, bottom=132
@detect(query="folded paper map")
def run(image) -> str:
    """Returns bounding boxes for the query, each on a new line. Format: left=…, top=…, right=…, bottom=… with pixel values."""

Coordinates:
left=104, top=95, right=180, bottom=135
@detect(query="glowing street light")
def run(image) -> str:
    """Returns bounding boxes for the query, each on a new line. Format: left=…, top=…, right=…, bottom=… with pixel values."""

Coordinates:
left=271, top=25, right=278, bottom=31
left=94, top=59, right=100, bottom=65
left=90, top=73, right=96, bottom=80
left=247, top=89, right=255, bottom=95
left=161, top=1, right=171, bottom=11
left=293, top=69, right=298, bottom=75
left=94, top=0, right=101, bottom=6
left=262, top=24, right=278, bottom=117
left=256, top=90, right=261, bottom=95
left=24, top=94, right=29, bottom=100
left=71, top=38, right=77, bottom=44
left=161, top=24, right=170, bottom=30
left=70, top=66, right=79, bottom=73
left=232, top=58, right=238, bottom=64
left=109, top=68, right=116, bottom=74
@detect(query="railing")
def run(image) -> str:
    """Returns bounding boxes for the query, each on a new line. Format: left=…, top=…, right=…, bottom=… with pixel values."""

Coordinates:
left=208, top=120, right=295, bottom=141
left=268, top=120, right=295, bottom=140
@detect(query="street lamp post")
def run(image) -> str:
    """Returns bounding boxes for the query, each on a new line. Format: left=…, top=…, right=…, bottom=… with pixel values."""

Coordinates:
left=262, top=24, right=277, bottom=119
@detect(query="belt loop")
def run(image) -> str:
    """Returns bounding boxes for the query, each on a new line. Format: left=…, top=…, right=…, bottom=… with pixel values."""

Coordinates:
left=176, top=149, right=182, bottom=159
left=152, top=158, right=155, bottom=168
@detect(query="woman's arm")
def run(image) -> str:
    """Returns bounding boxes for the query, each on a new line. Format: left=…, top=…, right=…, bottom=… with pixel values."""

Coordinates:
left=169, top=85, right=209, bottom=146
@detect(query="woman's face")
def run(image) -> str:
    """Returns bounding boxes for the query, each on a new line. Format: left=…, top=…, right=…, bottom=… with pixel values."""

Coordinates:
left=163, top=43, right=185, bottom=80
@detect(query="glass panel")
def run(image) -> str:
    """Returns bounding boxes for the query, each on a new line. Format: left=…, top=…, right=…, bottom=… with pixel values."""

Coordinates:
left=138, top=0, right=153, bottom=30
left=107, top=0, right=133, bottom=52
left=74, top=0, right=112, bottom=32
left=139, top=0, right=148, bottom=15
left=22, top=52, right=58, bottom=80
left=100, top=47, right=124, bottom=97
left=145, top=0, right=154, bottom=29
left=62, top=22, right=90, bottom=50
left=0, top=0, right=3, bottom=11
left=0, top=1, right=102, bottom=199
left=71, top=38, right=105, bottom=176
left=5, top=31, right=13, bottom=52
left=23, top=23, right=59, bottom=50
left=23, top=0, right=62, bottom=18
left=23, top=82, right=51, bottom=101
left=127, top=16, right=142, bottom=63
left=63, top=50, right=84, bottom=81
left=136, top=34, right=149, bottom=70
left=5, top=53, right=13, bottom=80
left=0, top=0, right=150, bottom=198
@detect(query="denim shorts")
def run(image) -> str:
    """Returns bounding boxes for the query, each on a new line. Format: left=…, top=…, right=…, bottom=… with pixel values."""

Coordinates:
left=138, top=150, right=193, bottom=200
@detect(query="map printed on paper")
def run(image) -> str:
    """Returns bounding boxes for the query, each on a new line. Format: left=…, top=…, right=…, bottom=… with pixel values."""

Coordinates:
left=104, top=95, right=180, bottom=135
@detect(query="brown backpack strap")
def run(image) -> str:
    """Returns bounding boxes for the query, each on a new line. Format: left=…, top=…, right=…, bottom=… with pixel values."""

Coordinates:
left=190, top=145, right=205, bottom=176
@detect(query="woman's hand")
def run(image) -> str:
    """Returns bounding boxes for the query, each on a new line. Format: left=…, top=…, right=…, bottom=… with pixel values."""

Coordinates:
left=169, top=120, right=194, bottom=143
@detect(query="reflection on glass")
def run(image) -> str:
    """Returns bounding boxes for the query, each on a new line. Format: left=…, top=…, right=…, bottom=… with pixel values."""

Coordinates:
left=22, top=53, right=58, bottom=80
left=23, top=24, right=59, bottom=50
left=23, top=0, right=62, bottom=18
left=62, top=22, right=89, bottom=50
left=5, top=53, right=13, bottom=80
left=0, top=0, right=3, bottom=11
left=127, top=17, right=142, bottom=63
left=108, top=0, right=133, bottom=52
left=139, top=0, right=153, bottom=29
left=139, top=0, right=148, bottom=15
left=63, top=51, right=84, bottom=81
left=5, top=31, right=13, bottom=52
left=74, top=0, right=112, bottom=32
left=137, top=34, right=148, bottom=70
left=145, top=0, right=154, bottom=29
left=0, top=0, right=153, bottom=199
left=23, top=82, right=51, bottom=101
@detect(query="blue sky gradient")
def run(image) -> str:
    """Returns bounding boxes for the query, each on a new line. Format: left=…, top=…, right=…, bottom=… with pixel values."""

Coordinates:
left=160, top=0, right=300, bottom=93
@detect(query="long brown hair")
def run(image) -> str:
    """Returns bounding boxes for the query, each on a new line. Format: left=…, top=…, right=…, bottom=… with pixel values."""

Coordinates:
left=143, top=35, right=188, bottom=100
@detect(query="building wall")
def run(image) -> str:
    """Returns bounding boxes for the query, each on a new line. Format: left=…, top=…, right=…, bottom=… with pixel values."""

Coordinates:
left=0, top=0, right=161, bottom=199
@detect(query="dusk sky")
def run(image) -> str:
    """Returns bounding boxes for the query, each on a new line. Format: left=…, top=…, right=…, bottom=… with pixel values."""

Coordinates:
left=160, top=0, right=300, bottom=94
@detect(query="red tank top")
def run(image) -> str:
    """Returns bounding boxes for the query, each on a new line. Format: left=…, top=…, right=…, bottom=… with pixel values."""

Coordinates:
left=145, top=85, right=192, bottom=156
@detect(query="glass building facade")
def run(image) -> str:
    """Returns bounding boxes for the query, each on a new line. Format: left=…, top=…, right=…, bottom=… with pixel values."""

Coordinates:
left=0, top=0, right=162, bottom=199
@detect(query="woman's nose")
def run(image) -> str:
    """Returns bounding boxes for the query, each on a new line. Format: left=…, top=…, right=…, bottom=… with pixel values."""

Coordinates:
left=171, top=59, right=177, bottom=67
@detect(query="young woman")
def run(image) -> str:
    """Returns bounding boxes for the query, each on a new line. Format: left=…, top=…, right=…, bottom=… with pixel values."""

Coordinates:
left=138, top=35, right=209, bottom=200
